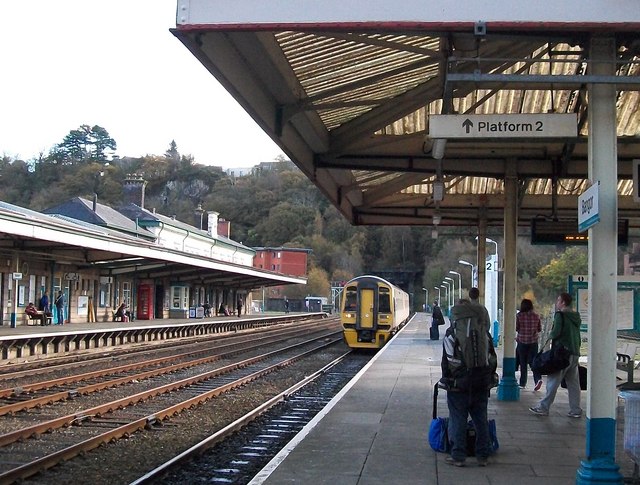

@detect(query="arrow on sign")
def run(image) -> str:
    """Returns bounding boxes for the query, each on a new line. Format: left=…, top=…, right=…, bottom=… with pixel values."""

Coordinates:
left=462, top=118, right=474, bottom=133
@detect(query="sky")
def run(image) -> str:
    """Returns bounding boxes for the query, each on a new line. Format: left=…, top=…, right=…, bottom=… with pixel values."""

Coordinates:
left=0, top=1, right=285, bottom=168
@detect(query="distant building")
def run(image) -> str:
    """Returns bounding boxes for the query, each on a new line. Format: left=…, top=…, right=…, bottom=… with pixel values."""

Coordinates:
left=253, top=247, right=311, bottom=276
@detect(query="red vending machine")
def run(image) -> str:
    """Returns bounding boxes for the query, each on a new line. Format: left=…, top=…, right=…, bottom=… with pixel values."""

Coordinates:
left=137, top=284, right=153, bottom=320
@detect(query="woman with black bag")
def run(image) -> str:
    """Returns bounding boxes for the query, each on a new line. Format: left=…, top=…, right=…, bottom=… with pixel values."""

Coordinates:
left=529, top=292, right=583, bottom=418
left=430, top=301, right=445, bottom=340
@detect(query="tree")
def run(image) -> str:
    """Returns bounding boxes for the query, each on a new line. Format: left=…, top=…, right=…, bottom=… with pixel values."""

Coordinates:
left=50, top=124, right=116, bottom=164
left=537, top=246, right=588, bottom=292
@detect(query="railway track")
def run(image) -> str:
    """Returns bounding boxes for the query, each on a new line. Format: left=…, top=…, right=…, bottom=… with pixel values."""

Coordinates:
left=0, top=318, right=341, bottom=484
left=0, top=318, right=337, bottom=416
left=132, top=351, right=372, bottom=485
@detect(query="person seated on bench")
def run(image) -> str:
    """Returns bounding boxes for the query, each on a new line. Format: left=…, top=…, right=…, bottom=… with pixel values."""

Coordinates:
left=114, top=302, right=129, bottom=322
left=25, top=302, right=45, bottom=325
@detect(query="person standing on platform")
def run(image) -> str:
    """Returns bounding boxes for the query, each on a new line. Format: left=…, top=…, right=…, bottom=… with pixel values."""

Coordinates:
left=529, top=292, right=583, bottom=418
left=39, top=293, right=50, bottom=314
left=284, top=297, right=290, bottom=314
left=440, top=288, right=498, bottom=467
left=431, top=301, right=445, bottom=340
left=516, top=298, right=542, bottom=390
left=236, top=296, right=243, bottom=317
left=54, top=291, right=65, bottom=325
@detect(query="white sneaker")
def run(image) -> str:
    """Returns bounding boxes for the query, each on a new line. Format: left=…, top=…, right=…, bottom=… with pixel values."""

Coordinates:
left=534, top=380, right=543, bottom=392
left=567, top=410, right=583, bottom=418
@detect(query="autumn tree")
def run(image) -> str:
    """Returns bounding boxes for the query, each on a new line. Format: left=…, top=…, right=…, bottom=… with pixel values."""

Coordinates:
left=537, top=246, right=588, bottom=292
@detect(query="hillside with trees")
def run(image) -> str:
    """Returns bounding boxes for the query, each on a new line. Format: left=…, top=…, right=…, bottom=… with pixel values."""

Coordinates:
left=2, top=124, right=624, bottom=311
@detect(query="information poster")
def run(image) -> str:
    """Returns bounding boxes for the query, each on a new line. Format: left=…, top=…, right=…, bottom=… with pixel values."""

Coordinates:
left=77, top=295, right=88, bottom=316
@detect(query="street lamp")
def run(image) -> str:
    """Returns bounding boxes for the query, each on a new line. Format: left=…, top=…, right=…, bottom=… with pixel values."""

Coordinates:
left=434, top=286, right=441, bottom=303
left=449, top=270, right=462, bottom=299
left=422, top=287, right=429, bottom=311
left=445, top=276, right=455, bottom=303
left=442, top=281, right=451, bottom=309
left=440, top=285, right=448, bottom=311
left=486, top=237, right=498, bottom=255
left=195, top=203, right=205, bottom=230
left=459, top=259, right=477, bottom=287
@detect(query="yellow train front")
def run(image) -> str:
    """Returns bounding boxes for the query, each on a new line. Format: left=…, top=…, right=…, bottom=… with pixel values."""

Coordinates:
left=340, top=275, right=410, bottom=349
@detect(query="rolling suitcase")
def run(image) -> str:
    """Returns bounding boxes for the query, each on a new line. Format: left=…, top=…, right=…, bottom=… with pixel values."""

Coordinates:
left=428, top=383, right=499, bottom=455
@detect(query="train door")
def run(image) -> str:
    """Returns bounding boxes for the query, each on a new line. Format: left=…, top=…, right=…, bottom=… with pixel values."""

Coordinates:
left=357, top=286, right=376, bottom=330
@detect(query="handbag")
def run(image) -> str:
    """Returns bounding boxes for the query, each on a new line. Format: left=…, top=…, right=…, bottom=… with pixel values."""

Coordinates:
left=531, top=340, right=571, bottom=375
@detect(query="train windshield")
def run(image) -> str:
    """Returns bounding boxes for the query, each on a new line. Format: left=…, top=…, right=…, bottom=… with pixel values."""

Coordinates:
left=378, top=287, right=391, bottom=313
left=344, top=286, right=357, bottom=311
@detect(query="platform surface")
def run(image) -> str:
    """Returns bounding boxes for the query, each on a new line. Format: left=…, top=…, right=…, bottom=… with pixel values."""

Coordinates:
left=251, top=313, right=638, bottom=485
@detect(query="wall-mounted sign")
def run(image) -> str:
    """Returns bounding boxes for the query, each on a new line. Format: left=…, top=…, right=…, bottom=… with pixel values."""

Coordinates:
left=64, top=272, right=80, bottom=281
left=12, top=272, right=22, bottom=280
left=578, top=182, right=600, bottom=233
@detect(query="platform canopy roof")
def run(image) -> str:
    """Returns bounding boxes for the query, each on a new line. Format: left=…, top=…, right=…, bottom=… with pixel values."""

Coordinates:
left=173, top=0, right=640, bottom=233
left=0, top=202, right=304, bottom=290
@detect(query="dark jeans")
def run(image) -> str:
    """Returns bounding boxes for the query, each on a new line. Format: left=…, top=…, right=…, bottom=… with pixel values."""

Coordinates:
left=56, top=307, right=64, bottom=325
left=517, top=341, right=541, bottom=387
left=446, top=389, right=490, bottom=461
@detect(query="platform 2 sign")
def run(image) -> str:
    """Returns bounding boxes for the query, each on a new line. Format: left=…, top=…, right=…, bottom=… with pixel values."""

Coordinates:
left=429, top=114, right=577, bottom=138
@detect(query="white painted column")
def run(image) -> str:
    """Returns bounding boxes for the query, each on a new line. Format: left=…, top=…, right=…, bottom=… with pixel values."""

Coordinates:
left=498, top=163, right=519, bottom=400
left=576, top=35, right=622, bottom=484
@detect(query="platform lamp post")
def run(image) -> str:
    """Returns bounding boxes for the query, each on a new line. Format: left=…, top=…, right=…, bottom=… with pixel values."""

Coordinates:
left=441, top=281, right=451, bottom=314
left=445, top=276, right=455, bottom=304
left=440, top=285, right=448, bottom=316
left=458, top=259, right=477, bottom=287
left=434, top=286, right=441, bottom=305
left=449, top=270, right=462, bottom=299
left=422, top=287, right=429, bottom=312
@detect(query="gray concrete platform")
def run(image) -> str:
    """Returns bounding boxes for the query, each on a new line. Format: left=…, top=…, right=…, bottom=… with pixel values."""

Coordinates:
left=251, top=313, right=638, bottom=485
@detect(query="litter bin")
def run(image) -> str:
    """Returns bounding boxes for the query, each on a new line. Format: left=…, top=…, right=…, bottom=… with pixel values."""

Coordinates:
left=620, top=391, right=640, bottom=473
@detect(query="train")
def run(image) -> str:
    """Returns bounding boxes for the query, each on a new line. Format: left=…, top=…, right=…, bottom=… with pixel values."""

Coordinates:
left=340, top=275, right=411, bottom=349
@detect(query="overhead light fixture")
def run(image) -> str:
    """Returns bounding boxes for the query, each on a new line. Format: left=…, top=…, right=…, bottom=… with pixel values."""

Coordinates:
left=432, top=139, right=447, bottom=159
left=433, top=180, right=444, bottom=202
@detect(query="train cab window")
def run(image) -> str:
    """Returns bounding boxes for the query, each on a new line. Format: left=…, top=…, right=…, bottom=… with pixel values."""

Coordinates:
left=344, top=286, right=357, bottom=311
left=378, top=288, right=391, bottom=313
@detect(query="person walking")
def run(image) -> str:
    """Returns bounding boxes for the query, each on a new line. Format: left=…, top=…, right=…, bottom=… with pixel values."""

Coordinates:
left=440, top=288, right=498, bottom=467
left=54, top=291, right=65, bottom=325
left=516, top=299, right=542, bottom=390
left=529, top=292, right=583, bottom=418
left=284, top=297, right=290, bottom=314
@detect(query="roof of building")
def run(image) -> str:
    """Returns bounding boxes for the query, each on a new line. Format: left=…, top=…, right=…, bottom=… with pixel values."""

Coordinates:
left=42, top=197, right=155, bottom=240
left=117, top=204, right=255, bottom=254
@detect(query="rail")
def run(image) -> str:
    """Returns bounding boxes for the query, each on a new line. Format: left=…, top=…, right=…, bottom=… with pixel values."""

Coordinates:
left=0, top=313, right=328, bottom=361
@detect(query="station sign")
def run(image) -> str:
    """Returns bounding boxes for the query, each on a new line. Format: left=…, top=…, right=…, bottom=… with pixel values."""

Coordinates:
left=578, top=182, right=600, bottom=233
left=64, top=272, right=80, bottom=281
left=429, top=114, right=577, bottom=139
left=12, top=272, right=22, bottom=280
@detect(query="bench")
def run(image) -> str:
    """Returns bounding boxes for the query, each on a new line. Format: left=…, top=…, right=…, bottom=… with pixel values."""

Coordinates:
left=26, top=312, right=52, bottom=326
left=617, top=343, right=639, bottom=389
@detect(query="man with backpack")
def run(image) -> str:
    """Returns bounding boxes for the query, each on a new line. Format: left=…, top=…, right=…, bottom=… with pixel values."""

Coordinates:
left=440, top=287, right=498, bottom=467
